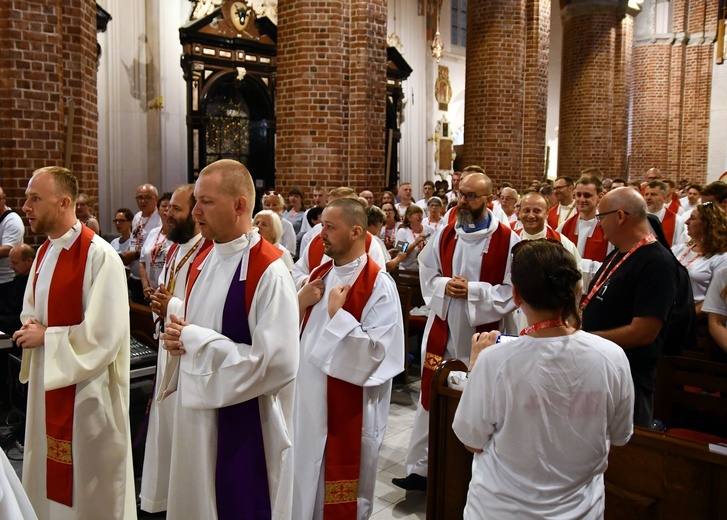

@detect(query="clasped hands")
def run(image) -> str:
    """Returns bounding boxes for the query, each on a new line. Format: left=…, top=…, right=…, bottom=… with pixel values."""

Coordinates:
left=445, top=275, right=469, bottom=299
left=297, top=278, right=349, bottom=320
left=12, top=318, right=46, bottom=349
left=149, top=283, right=172, bottom=318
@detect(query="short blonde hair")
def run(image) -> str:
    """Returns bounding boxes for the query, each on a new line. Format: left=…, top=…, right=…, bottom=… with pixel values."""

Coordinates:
left=198, top=159, right=255, bottom=215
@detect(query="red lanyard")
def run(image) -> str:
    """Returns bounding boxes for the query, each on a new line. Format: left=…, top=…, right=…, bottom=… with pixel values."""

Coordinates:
left=580, top=234, right=654, bottom=310
left=150, top=230, right=167, bottom=266
left=519, top=318, right=565, bottom=336
left=678, top=245, right=702, bottom=270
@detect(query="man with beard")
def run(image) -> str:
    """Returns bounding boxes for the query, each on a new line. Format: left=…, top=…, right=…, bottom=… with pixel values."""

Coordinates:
left=139, top=184, right=212, bottom=514
left=393, top=172, right=519, bottom=492
left=13, top=167, right=135, bottom=519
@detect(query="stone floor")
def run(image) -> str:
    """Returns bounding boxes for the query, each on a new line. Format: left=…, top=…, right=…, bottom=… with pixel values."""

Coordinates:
left=6, top=378, right=428, bottom=520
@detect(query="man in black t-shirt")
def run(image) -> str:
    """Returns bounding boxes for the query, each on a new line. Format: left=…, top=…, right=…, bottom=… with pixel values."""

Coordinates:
left=582, top=188, right=678, bottom=427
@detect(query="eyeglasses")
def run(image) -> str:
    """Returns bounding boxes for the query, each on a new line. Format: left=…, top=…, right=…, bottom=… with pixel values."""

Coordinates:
left=136, top=195, right=156, bottom=201
left=552, top=185, right=569, bottom=191
left=458, top=191, right=485, bottom=202
left=113, top=219, right=130, bottom=223
left=595, top=209, right=629, bottom=221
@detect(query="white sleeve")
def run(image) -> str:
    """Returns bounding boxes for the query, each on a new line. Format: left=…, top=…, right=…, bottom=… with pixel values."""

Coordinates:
left=308, top=273, right=404, bottom=387
left=0, top=214, right=24, bottom=248
left=608, top=349, right=635, bottom=446
left=453, top=350, right=497, bottom=449
left=20, top=241, right=130, bottom=389
left=418, top=231, right=451, bottom=320
left=177, top=264, right=300, bottom=409
left=703, top=267, right=727, bottom=316
left=292, top=242, right=312, bottom=289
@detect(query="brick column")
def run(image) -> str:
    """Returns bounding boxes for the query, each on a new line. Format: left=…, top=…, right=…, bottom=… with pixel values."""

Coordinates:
left=630, top=0, right=714, bottom=183
left=463, top=0, right=549, bottom=190
left=557, top=0, right=633, bottom=180
left=276, top=0, right=387, bottom=196
left=0, top=0, right=98, bottom=244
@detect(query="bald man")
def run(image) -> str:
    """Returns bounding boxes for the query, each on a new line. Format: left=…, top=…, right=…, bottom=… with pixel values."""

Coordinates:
left=123, top=183, right=161, bottom=303
left=583, top=187, right=687, bottom=427
left=159, top=160, right=299, bottom=519
left=394, top=172, right=519, bottom=492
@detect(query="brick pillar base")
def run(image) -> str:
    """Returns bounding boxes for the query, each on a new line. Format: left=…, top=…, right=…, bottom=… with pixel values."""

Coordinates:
left=276, top=0, right=387, bottom=197
left=558, top=0, right=633, bottom=180
left=0, top=1, right=98, bottom=244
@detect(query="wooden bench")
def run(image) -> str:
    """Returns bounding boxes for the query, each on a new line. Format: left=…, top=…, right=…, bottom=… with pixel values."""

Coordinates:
left=130, top=301, right=157, bottom=349
left=426, top=357, right=727, bottom=519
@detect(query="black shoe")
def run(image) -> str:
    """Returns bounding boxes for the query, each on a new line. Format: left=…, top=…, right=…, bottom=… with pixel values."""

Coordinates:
left=392, top=473, right=427, bottom=492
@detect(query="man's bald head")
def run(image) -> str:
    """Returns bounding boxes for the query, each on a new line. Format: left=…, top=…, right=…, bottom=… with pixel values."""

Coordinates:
left=9, top=243, right=35, bottom=276
left=198, top=159, right=255, bottom=217
left=460, top=172, right=494, bottom=196
left=600, top=186, right=647, bottom=220
left=327, top=198, right=367, bottom=232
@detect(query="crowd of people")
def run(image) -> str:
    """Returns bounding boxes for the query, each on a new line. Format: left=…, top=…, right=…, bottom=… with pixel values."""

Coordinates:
left=0, top=161, right=726, bottom=519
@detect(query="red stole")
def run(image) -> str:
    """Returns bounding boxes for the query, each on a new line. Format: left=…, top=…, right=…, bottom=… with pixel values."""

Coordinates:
left=560, top=215, right=608, bottom=262
left=308, top=232, right=373, bottom=272
left=32, top=224, right=95, bottom=506
left=547, top=205, right=559, bottom=229
left=667, top=197, right=681, bottom=216
left=660, top=208, right=678, bottom=247
left=302, top=256, right=381, bottom=519
left=421, top=222, right=511, bottom=410
left=447, top=207, right=457, bottom=225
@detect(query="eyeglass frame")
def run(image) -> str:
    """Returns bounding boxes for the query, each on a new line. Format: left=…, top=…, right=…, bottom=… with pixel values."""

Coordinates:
left=458, top=191, right=487, bottom=203
left=595, top=209, right=630, bottom=221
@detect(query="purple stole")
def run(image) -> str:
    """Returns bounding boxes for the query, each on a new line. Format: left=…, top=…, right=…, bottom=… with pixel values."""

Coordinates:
left=186, top=237, right=282, bottom=519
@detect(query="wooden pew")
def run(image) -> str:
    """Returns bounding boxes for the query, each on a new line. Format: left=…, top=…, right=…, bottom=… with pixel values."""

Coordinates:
left=130, top=301, right=157, bottom=349
left=390, top=269, right=427, bottom=335
left=604, top=428, right=727, bottom=518
left=396, top=285, right=412, bottom=383
left=427, top=358, right=472, bottom=520
left=426, top=357, right=727, bottom=519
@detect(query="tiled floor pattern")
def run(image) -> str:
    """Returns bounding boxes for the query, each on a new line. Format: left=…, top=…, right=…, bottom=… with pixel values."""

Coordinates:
left=7, top=379, right=428, bottom=520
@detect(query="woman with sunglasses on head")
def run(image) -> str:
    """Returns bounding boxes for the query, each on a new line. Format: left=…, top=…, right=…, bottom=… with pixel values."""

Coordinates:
left=453, top=239, right=634, bottom=519
left=671, top=202, right=727, bottom=315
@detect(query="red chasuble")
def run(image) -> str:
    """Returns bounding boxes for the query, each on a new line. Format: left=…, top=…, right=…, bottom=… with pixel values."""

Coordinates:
left=660, top=208, right=678, bottom=247
left=308, top=232, right=373, bottom=272
left=560, top=214, right=608, bottom=262
left=32, top=224, right=95, bottom=506
left=301, top=256, right=381, bottom=519
left=420, top=222, right=511, bottom=410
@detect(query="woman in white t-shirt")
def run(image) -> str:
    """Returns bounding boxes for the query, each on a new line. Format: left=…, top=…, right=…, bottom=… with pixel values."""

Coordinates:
left=394, top=205, right=433, bottom=270
left=453, top=239, right=634, bottom=519
left=422, top=196, right=444, bottom=231
left=703, top=266, right=727, bottom=355
left=672, top=202, right=727, bottom=313
left=139, top=193, right=172, bottom=300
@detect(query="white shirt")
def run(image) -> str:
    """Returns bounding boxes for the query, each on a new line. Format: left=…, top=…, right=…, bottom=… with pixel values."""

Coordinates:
left=130, top=210, right=162, bottom=279
left=453, top=331, right=634, bottom=519
left=672, top=243, right=727, bottom=302
left=649, top=207, right=686, bottom=247
left=0, top=210, right=24, bottom=284
left=394, top=225, right=434, bottom=271
left=703, top=266, right=727, bottom=318
left=140, top=226, right=172, bottom=290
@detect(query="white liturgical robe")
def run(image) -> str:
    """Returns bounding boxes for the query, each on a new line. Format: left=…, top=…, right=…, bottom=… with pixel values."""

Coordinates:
left=19, top=223, right=135, bottom=520
left=404, top=212, right=519, bottom=478
left=158, top=232, right=299, bottom=520
left=0, top=450, right=37, bottom=519
left=140, top=233, right=205, bottom=513
left=294, top=255, right=404, bottom=520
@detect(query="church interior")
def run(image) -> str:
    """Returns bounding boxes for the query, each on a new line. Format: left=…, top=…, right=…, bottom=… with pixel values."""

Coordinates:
left=1, top=0, right=727, bottom=518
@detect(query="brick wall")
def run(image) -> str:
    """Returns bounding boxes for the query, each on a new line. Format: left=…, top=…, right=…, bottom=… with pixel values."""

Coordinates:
left=558, top=6, right=630, bottom=180
left=0, top=0, right=98, bottom=245
left=463, top=0, right=531, bottom=191
left=629, top=0, right=715, bottom=183
left=276, top=0, right=387, bottom=202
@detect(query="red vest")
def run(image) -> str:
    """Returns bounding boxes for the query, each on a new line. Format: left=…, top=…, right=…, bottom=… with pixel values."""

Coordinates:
left=308, top=232, right=373, bottom=272
left=33, top=224, right=96, bottom=506
left=302, top=256, right=381, bottom=519
left=560, top=214, right=609, bottom=262
left=547, top=203, right=577, bottom=230
left=421, top=222, right=512, bottom=410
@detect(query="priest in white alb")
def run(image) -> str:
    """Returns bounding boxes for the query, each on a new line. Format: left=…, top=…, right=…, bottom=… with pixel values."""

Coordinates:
left=139, top=183, right=211, bottom=514
left=294, top=198, right=404, bottom=519
left=159, top=160, right=299, bottom=520
left=13, top=166, right=136, bottom=520
left=393, top=172, right=519, bottom=493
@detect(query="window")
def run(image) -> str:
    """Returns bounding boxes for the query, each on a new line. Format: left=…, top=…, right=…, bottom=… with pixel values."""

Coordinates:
left=451, top=0, right=467, bottom=47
